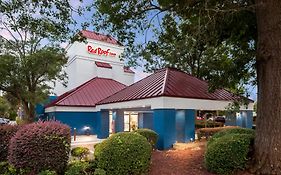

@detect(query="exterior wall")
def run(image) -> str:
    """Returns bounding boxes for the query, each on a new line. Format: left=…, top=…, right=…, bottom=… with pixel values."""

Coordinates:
left=53, top=38, right=134, bottom=95
left=153, top=109, right=176, bottom=150
left=97, top=96, right=254, bottom=111
left=225, top=111, right=253, bottom=129
left=113, top=110, right=124, bottom=133
left=138, top=112, right=154, bottom=130
left=96, top=110, right=109, bottom=139
left=225, top=112, right=237, bottom=126
left=46, top=111, right=98, bottom=135
left=176, top=109, right=195, bottom=143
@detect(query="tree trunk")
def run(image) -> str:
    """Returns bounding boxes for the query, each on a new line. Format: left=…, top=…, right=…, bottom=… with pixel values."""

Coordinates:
left=22, top=101, right=35, bottom=123
left=254, top=0, right=281, bottom=174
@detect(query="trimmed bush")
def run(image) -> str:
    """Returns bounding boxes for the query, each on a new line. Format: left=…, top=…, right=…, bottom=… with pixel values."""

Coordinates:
left=8, top=121, right=71, bottom=174
left=94, top=168, right=106, bottom=175
left=71, top=147, right=90, bottom=160
left=94, top=132, right=152, bottom=175
left=65, top=161, right=95, bottom=175
left=0, top=125, right=19, bottom=161
left=197, top=126, right=238, bottom=140
left=208, top=128, right=255, bottom=146
left=134, top=128, right=158, bottom=147
left=205, top=133, right=254, bottom=174
left=38, top=170, right=57, bottom=175
left=0, top=161, right=23, bottom=175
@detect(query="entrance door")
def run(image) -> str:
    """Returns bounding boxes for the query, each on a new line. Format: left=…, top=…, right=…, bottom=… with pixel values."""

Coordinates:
left=124, top=112, right=138, bottom=131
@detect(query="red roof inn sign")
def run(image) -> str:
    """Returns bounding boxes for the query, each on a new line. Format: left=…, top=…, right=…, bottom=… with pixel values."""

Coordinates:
left=87, top=45, right=117, bottom=57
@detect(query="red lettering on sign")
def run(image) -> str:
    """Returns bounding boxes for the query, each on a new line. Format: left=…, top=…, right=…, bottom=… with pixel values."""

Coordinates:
left=87, top=45, right=116, bottom=57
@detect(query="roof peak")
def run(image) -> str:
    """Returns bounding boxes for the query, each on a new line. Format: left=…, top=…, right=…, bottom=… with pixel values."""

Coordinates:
left=80, top=30, right=122, bottom=46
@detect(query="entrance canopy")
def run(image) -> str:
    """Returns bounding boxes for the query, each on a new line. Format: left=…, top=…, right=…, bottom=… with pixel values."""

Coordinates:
left=97, top=68, right=254, bottom=111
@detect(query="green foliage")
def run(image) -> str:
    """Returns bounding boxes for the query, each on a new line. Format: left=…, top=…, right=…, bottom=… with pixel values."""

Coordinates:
left=0, top=97, right=10, bottom=118
left=0, top=161, right=23, bottom=175
left=94, top=168, right=106, bottom=175
left=71, top=147, right=90, bottom=161
left=205, top=129, right=254, bottom=174
left=195, top=120, right=223, bottom=129
left=134, top=128, right=158, bottom=147
left=90, top=0, right=256, bottom=98
left=208, top=128, right=255, bottom=146
left=94, top=132, right=152, bottom=175
left=0, top=0, right=82, bottom=121
left=65, top=161, right=96, bottom=175
left=38, top=170, right=57, bottom=175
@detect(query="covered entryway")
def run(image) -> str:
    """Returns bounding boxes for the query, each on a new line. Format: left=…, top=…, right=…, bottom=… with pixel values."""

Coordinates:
left=95, top=68, right=254, bottom=150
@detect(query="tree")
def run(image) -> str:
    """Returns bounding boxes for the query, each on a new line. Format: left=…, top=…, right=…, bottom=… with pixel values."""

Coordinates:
left=90, top=0, right=280, bottom=173
left=0, top=96, right=9, bottom=118
left=0, top=0, right=79, bottom=122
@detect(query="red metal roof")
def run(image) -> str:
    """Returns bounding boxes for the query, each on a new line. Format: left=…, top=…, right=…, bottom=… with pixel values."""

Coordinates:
left=95, top=61, right=112, bottom=69
left=98, top=68, right=249, bottom=105
left=46, top=77, right=126, bottom=107
left=81, top=30, right=122, bottom=46
left=123, top=67, right=135, bottom=74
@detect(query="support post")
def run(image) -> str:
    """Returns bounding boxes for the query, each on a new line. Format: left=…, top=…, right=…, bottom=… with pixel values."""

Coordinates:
left=153, top=109, right=176, bottom=150
left=97, top=110, right=109, bottom=139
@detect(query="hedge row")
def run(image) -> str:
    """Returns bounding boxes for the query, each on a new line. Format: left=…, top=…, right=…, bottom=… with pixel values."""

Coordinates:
left=205, top=128, right=255, bottom=175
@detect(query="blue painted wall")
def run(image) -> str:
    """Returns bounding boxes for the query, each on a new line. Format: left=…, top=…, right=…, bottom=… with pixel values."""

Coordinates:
left=46, top=111, right=98, bottom=135
left=36, top=96, right=58, bottom=119
left=176, top=110, right=185, bottom=142
left=225, top=112, right=237, bottom=126
left=114, top=110, right=124, bottom=132
left=225, top=111, right=253, bottom=129
left=176, top=109, right=195, bottom=143
left=153, top=109, right=176, bottom=150
left=184, top=109, right=196, bottom=142
left=96, top=110, right=109, bottom=139
left=143, top=113, right=153, bottom=129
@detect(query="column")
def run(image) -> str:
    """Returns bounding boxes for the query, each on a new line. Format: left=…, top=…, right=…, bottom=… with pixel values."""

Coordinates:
left=184, top=109, right=196, bottom=142
left=225, top=112, right=237, bottom=126
left=96, top=110, right=109, bottom=139
left=240, top=110, right=253, bottom=128
left=153, top=109, right=176, bottom=150
left=114, top=110, right=124, bottom=133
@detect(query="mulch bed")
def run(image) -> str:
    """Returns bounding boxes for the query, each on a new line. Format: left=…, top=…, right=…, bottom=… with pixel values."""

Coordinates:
left=149, top=141, right=253, bottom=175
left=149, top=143, right=213, bottom=175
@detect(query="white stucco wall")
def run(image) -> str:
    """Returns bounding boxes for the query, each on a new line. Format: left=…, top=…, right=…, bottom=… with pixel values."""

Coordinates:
left=52, top=37, right=135, bottom=95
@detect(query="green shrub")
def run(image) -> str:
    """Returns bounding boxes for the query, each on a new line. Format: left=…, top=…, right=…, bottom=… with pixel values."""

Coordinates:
left=197, top=126, right=238, bottom=140
left=195, top=120, right=223, bottom=129
left=38, top=170, right=57, bottom=175
left=0, top=125, right=19, bottom=161
left=71, top=147, right=90, bottom=160
left=65, top=161, right=93, bottom=175
left=0, top=161, right=21, bottom=175
left=205, top=133, right=254, bottom=175
left=8, top=121, right=71, bottom=174
left=94, top=168, right=106, bottom=175
left=134, top=128, right=158, bottom=147
left=94, top=132, right=152, bottom=175
left=208, top=128, right=254, bottom=146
